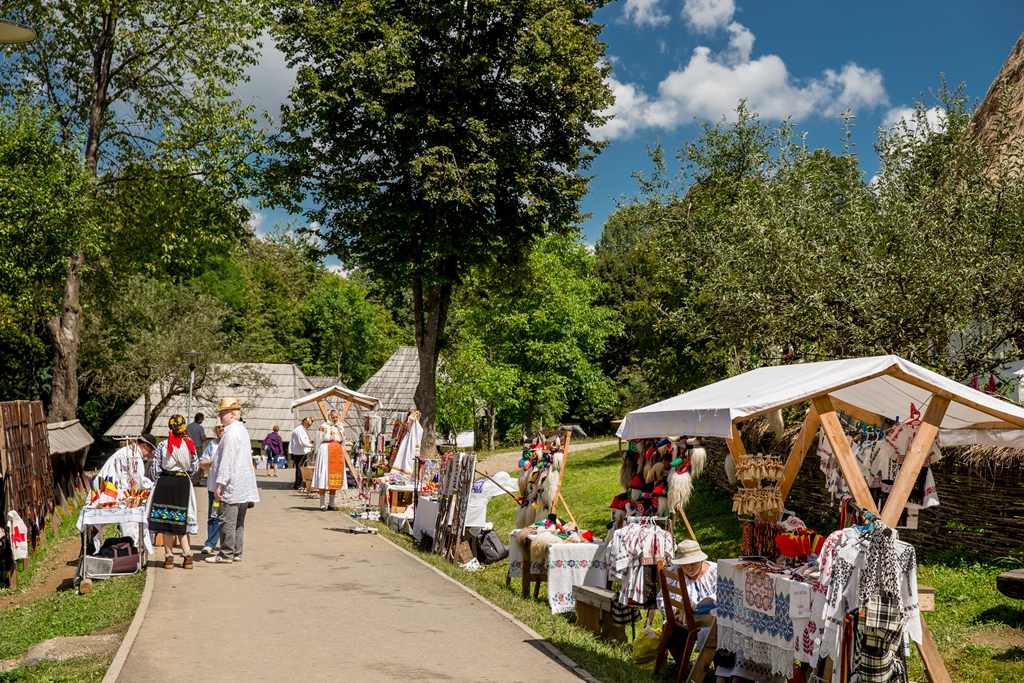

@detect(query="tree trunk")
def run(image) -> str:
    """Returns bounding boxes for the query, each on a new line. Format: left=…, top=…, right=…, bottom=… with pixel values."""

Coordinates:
left=46, top=253, right=85, bottom=421
left=49, top=10, right=117, bottom=421
left=412, top=277, right=452, bottom=459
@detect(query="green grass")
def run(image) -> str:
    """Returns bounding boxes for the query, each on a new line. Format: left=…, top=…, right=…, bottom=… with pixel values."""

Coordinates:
left=379, top=443, right=1024, bottom=683
left=0, top=571, right=144, bottom=660
left=0, top=657, right=110, bottom=683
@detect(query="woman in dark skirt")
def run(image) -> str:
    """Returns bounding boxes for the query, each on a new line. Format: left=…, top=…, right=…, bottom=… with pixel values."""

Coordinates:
left=146, top=414, right=199, bottom=569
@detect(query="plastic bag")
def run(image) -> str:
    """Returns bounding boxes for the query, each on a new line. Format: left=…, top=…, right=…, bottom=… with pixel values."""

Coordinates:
left=632, top=626, right=662, bottom=667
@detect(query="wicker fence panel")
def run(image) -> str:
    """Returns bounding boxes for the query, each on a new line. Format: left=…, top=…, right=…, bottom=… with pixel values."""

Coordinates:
left=703, top=429, right=1024, bottom=559
left=1, top=400, right=56, bottom=543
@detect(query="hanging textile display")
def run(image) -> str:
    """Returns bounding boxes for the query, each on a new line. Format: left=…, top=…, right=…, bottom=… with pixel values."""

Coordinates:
left=731, top=452, right=785, bottom=517
left=432, top=451, right=476, bottom=559
left=605, top=518, right=675, bottom=607
left=390, top=412, right=422, bottom=476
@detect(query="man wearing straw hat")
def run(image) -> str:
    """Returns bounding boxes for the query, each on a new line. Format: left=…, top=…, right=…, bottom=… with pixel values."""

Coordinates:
left=206, top=397, right=259, bottom=564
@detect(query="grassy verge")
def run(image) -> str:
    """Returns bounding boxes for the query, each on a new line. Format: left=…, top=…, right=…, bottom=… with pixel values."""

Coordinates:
left=378, top=443, right=1024, bottom=683
left=0, top=657, right=112, bottom=683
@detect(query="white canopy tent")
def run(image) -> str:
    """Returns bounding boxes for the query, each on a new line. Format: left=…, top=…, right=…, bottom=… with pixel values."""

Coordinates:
left=617, top=354, right=1024, bottom=683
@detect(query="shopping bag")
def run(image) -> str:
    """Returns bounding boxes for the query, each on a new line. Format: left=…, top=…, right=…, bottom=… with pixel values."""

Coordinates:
left=6, top=510, right=28, bottom=560
left=632, top=626, right=662, bottom=667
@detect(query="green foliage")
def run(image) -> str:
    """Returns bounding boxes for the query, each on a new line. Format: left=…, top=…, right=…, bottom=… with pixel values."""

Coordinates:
left=441, top=234, right=619, bottom=439
left=0, top=102, right=96, bottom=400
left=600, top=90, right=1024, bottom=409
left=299, top=273, right=406, bottom=387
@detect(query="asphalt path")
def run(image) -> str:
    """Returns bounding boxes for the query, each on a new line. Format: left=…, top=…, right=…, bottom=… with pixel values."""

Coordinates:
left=116, top=476, right=585, bottom=682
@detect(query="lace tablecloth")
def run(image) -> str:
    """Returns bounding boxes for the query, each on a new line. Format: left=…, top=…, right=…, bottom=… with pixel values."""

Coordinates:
left=716, top=558, right=821, bottom=675
left=508, top=529, right=608, bottom=613
left=76, top=506, right=155, bottom=554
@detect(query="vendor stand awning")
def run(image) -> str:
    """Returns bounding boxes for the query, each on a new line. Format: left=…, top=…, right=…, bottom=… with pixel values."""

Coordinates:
left=290, top=385, right=380, bottom=412
left=618, top=354, right=1024, bottom=683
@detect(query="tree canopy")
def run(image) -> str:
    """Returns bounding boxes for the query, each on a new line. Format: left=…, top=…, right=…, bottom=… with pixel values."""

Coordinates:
left=269, top=0, right=614, bottom=454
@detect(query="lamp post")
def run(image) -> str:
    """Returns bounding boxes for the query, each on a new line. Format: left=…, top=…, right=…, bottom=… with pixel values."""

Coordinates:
left=538, top=404, right=545, bottom=432
left=184, top=351, right=200, bottom=420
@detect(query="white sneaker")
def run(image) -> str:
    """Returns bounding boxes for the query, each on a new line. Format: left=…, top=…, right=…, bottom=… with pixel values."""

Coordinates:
left=201, top=546, right=214, bottom=554
left=204, top=556, right=232, bottom=564
left=233, top=556, right=242, bottom=562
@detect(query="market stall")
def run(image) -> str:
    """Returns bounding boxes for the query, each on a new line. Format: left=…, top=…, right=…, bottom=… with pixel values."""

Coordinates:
left=617, top=354, right=1024, bottom=683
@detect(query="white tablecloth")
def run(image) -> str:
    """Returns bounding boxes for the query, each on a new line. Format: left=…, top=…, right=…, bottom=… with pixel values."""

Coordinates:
left=77, top=506, right=155, bottom=555
left=412, top=495, right=488, bottom=541
left=508, top=529, right=609, bottom=614
left=716, top=558, right=819, bottom=676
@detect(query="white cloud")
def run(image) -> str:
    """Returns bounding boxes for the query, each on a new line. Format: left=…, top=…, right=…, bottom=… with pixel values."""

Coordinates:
left=596, top=22, right=889, bottom=140
left=683, top=0, right=736, bottom=32
left=326, top=263, right=351, bottom=278
left=622, top=0, right=670, bottom=27
left=882, top=105, right=946, bottom=133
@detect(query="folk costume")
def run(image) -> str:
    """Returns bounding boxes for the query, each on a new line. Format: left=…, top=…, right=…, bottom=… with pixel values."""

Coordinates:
left=312, top=418, right=347, bottom=510
left=147, top=415, right=199, bottom=537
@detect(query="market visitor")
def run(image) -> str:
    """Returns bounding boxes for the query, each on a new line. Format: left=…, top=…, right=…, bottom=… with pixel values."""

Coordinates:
left=199, top=423, right=225, bottom=554
left=147, top=415, right=199, bottom=570
left=262, top=425, right=284, bottom=477
left=187, top=412, right=206, bottom=457
left=289, top=416, right=313, bottom=490
left=312, top=409, right=346, bottom=511
left=206, top=397, right=259, bottom=564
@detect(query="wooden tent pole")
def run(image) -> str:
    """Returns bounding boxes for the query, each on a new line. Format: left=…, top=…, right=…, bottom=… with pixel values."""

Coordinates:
left=549, top=431, right=572, bottom=518
left=679, top=507, right=697, bottom=542
left=810, top=395, right=879, bottom=515
left=315, top=399, right=329, bottom=421
left=880, top=394, right=949, bottom=528
left=778, top=407, right=821, bottom=504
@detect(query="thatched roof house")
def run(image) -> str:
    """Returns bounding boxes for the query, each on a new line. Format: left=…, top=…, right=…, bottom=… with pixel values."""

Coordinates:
left=972, top=31, right=1024, bottom=156
left=104, top=363, right=330, bottom=446
left=345, top=346, right=420, bottom=433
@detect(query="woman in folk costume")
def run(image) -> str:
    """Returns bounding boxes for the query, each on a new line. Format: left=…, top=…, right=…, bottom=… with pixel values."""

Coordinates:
left=312, top=408, right=347, bottom=511
left=147, top=414, right=200, bottom=569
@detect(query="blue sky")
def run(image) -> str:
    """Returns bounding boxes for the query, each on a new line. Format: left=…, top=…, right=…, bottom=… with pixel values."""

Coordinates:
left=244, top=0, right=1024, bottom=249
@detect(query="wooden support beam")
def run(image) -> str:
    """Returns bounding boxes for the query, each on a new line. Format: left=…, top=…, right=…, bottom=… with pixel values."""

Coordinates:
left=811, top=395, right=879, bottom=515
left=916, top=618, right=952, bottom=683
left=828, top=397, right=886, bottom=428
left=315, top=399, right=329, bottom=421
left=550, top=431, right=572, bottom=518
left=887, top=367, right=1024, bottom=429
left=779, top=407, right=821, bottom=503
left=881, top=395, right=949, bottom=528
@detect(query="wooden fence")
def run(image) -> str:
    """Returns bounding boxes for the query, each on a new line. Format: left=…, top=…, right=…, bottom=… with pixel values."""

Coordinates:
left=1, top=400, right=59, bottom=587
left=703, top=423, right=1024, bottom=560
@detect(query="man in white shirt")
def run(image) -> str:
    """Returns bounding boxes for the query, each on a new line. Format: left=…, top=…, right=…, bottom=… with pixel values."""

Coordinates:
left=199, top=424, right=225, bottom=554
left=206, top=397, right=259, bottom=564
left=289, top=416, right=314, bottom=490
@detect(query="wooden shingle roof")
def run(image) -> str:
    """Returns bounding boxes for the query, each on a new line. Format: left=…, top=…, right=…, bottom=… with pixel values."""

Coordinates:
left=346, top=346, right=421, bottom=433
left=47, top=420, right=94, bottom=454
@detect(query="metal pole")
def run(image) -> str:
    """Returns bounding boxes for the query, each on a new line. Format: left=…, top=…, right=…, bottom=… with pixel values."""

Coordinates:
left=187, top=366, right=195, bottom=420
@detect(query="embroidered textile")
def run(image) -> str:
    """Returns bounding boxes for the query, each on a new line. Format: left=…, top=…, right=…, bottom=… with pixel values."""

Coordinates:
left=506, top=530, right=608, bottom=614
left=717, top=558, right=812, bottom=676
left=605, top=522, right=675, bottom=606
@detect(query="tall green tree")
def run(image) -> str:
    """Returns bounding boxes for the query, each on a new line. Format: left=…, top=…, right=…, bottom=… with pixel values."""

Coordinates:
left=0, top=0, right=271, bottom=420
left=0, top=102, right=97, bottom=401
left=442, top=234, right=618, bottom=444
left=269, top=0, right=613, bottom=455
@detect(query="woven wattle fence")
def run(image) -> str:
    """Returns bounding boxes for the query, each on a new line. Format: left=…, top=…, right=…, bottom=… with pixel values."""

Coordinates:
left=703, top=419, right=1024, bottom=559
left=1, top=400, right=56, bottom=547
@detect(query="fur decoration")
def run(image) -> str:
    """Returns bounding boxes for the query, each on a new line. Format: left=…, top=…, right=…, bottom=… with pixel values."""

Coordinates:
left=689, top=444, right=707, bottom=479
left=767, top=409, right=785, bottom=439
left=516, top=524, right=542, bottom=553
left=620, top=450, right=638, bottom=491
left=515, top=502, right=536, bottom=529
left=667, top=468, right=694, bottom=513
left=725, top=452, right=737, bottom=487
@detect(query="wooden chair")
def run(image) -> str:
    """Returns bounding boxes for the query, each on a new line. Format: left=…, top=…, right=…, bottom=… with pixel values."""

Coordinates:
left=655, top=562, right=700, bottom=682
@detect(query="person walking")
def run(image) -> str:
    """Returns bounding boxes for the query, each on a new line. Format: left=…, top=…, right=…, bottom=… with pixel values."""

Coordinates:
left=187, top=413, right=206, bottom=458
left=289, top=416, right=314, bottom=490
left=199, top=423, right=225, bottom=554
left=206, top=397, right=259, bottom=564
left=262, top=425, right=284, bottom=477
left=147, top=415, right=199, bottom=569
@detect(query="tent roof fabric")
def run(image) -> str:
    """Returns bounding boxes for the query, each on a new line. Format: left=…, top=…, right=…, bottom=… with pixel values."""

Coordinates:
left=291, top=385, right=380, bottom=411
left=617, top=355, right=1024, bottom=442
left=104, top=363, right=327, bottom=444
left=47, top=420, right=94, bottom=454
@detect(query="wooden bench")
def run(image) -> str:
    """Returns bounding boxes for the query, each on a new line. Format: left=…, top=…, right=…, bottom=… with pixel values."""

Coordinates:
left=997, top=570, right=1024, bottom=600
left=573, top=585, right=627, bottom=642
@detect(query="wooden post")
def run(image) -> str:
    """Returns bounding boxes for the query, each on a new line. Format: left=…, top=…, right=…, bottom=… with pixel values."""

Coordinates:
left=779, top=406, right=821, bottom=504
left=917, top=618, right=952, bottom=683
left=549, top=431, right=572, bottom=518
left=679, top=507, right=698, bottom=542
left=880, top=394, right=950, bottom=528
left=810, top=395, right=879, bottom=515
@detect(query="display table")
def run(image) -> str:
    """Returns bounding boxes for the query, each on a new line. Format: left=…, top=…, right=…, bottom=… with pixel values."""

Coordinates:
left=379, top=483, right=415, bottom=516
left=716, top=558, right=823, bottom=676
left=508, top=529, right=608, bottom=614
left=412, top=494, right=488, bottom=542
left=76, top=506, right=155, bottom=555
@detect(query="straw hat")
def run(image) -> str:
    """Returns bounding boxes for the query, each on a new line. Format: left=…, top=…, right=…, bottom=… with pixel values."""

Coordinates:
left=217, top=397, right=242, bottom=413
left=672, top=539, right=708, bottom=566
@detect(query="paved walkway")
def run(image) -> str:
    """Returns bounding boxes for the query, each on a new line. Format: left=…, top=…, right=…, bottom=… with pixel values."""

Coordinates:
left=117, top=477, right=583, bottom=683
